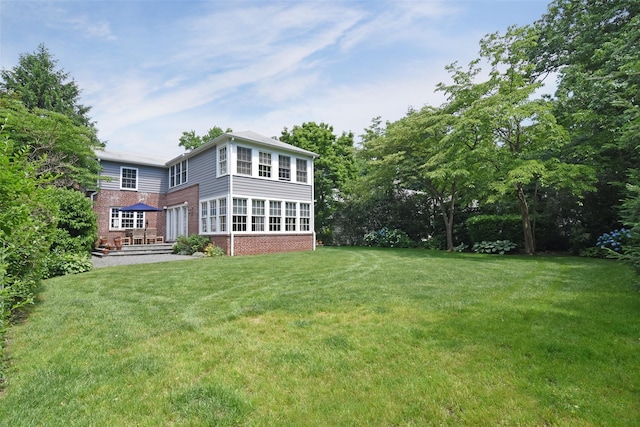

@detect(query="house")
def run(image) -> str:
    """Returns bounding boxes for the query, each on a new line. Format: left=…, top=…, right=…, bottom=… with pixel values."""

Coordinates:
left=93, top=131, right=318, bottom=256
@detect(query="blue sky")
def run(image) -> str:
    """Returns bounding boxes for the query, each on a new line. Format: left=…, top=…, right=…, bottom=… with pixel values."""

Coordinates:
left=1, top=0, right=551, bottom=158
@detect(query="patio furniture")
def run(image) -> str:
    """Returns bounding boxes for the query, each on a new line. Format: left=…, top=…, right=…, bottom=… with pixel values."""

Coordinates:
left=145, top=228, right=157, bottom=244
left=131, top=229, right=145, bottom=245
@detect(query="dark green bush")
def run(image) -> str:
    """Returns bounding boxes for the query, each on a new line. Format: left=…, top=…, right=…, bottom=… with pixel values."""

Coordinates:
left=363, top=228, right=416, bottom=248
left=466, top=215, right=523, bottom=246
left=173, top=234, right=211, bottom=255
left=45, top=187, right=98, bottom=253
left=42, top=251, right=93, bottom=279
left=579, top=247, right=612, bottom=259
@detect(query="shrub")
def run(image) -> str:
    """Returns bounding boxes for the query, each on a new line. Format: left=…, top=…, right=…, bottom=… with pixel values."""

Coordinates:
left=42, top=251, right=93, bottom=279
left=364, top=228, right=415, bottom=248
left=467, top=215, right=523, bottom=247
left=173, top=234, right=211, bottom=255
left=204, top=243, right=225, bottom=257
left=472, top=240, right=517, bottom=255
left=580, top=247, right=612, bottom=259
left=596, top=228, right=632, bottom=253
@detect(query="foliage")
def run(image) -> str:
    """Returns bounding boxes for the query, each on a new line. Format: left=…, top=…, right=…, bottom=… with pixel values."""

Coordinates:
left=42, top=251, right=92, bottom=279
left=619, top=183, right=640, bottom=274
left=172, top=234, right=211, bottom=255
left=45, top=187, right=98, bottom=254
left=0, top=44, right=95, bottom=130
left=204, top=243, right=225, bottom=257
left=0, top=96, right=103, bottom=190
left=363, top=227, right=415, bottom=248
left=466, top=214, right=523, bottom=246
left=0, top=134, right=58, bottom=376
left=579, top=247, right=612, bottom=259
left=178, top=126, right=232, bottom=151
left=280, top=122, right=357, bottom=239
left=596, top=228, right=632, bottom=253
left=472, top=240, right=517, bottom=255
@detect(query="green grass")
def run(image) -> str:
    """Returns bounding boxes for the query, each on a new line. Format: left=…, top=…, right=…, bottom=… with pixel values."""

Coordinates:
left=1, top=247, right=639, bottom=426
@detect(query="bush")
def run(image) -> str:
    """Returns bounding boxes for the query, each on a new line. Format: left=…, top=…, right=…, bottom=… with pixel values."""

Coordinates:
left=580, top=247, right=612, bottom=259
left=364, top=228, right=415, bottom=248
left=472, top=240, right=517, bottom=255
left=204, top=243, right=225, bottom=257
left=173, top=234, right=211, bottom=255
left=42, top=251, right=93, bottom=279
left=596, top=228, right=632, bottom=253
left=467, top=215, right=523, bottom=247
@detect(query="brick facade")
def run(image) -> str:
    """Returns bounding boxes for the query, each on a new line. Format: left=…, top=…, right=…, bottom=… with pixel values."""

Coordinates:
left=164, top=184, right=200, bottom=237
left=93, top=189, right=165, bottom=242
left=230, top=234, right=314, bottom=256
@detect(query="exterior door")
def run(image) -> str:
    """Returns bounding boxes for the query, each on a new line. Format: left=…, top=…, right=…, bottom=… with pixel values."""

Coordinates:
left=166, top=205, right=188, bottom=241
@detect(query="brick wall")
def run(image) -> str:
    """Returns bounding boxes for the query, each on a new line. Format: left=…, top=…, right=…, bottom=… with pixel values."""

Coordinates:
left=231, top=234, right=314, bottom=256
left=93, top=189, right=165, bottom=242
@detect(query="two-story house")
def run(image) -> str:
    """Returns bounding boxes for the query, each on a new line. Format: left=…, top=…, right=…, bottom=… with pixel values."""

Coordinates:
left=94, top=131, right=318, bottom=256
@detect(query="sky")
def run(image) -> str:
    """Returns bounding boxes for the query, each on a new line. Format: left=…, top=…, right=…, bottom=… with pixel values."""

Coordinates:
left=1, top=0, right=551, bottom=159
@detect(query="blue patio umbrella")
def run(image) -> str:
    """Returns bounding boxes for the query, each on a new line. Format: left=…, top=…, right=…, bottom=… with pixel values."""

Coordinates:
left=119, top=202, right=163, bottom=212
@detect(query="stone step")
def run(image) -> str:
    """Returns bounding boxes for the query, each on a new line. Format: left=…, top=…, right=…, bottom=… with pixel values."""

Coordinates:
left=92, top=243, right=174, bottom=257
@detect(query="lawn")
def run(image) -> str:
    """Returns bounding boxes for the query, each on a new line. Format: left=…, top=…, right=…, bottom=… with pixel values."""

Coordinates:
left=1, top=247, right=639, bottom=426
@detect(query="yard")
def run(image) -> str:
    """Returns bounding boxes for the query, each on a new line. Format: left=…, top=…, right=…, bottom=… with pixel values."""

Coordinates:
left=1, top=247, right=638, bottom=426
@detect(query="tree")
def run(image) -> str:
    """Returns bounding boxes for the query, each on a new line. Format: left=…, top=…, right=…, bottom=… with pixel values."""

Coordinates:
left=0, top=96, right=102, bottom=189
left=440, top=26, right=595, bottom=254
left=178, top=126, right=232, bottom=151
left=532, top=0, right=640, bottom=241
left=280, top=122, right=357, bottom=241
left=1, top=44, right=95, bottom=131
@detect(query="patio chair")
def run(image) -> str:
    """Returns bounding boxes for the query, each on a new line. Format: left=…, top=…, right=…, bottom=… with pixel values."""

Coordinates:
left=132, top=229, right=145, bottom=245
left=145, top=228, right=157, bottom=244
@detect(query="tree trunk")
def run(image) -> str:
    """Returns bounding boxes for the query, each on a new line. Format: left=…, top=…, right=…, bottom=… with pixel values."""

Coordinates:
left=516, top=184, right=535, bottom=254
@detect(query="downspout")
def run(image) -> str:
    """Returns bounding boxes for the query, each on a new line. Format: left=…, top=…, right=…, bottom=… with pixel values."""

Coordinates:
left=229, top=138, right=235, bottom=256
left=311, top=156, right=316, bottom=250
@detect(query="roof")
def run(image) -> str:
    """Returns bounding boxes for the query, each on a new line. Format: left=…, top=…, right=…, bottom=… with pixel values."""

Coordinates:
left=97, top=150, right=168, bottom=167
left=167, top=131, right=318, bottom=164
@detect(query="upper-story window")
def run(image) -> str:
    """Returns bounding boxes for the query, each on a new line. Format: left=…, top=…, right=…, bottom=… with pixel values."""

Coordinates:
left=120, top=167, right=138, bottom=190
left=218, top=146, right=228, bottom=176
left=237, top=147, right=252, bottom=175
left=296, top=159, right=307, bottom=183
left=170, top=160, right=187, bottom=187
left=279, top=155, right=291, bottom=181
left=259, top=152, right=271, bottom=178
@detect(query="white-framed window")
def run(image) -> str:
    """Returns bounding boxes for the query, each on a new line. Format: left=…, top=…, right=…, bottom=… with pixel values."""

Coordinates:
left=279, top=155, right=291, bottom=181
left=237, top=147, right=252, bottom=175
left=120, top=167, right=138, bottom=190
left=169, top=160, right=188, bottom=187
left=219, top=198, right=228, bottom=232
left=300, top=203, right=311, bottom=231
left=258, top=152, right=271, bottom=178
left=296, top=159, right=308, bottom=183
left=252, top=199, right=265, bottom=232
left=199, top=199, right=219, bottom=233
left=233, top=198, right=247, bottom=231
left=285, top=202, right=296, bottom=231
left=109, top=208, right=144, bottom=230
left=269, top=201, right=281, bottom=231
left=218, top=145, right=228, bottom=176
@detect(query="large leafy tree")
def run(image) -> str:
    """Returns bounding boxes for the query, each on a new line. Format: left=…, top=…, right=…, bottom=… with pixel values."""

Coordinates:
left=441, top=26, right=595, bottom=254
left=178, top=126, right=232, bottom=151
left=0, top=97, right=102, bottom=189
left=280, top=122, right=357, bottom=241
left=532, top=0, right=640, bottom=238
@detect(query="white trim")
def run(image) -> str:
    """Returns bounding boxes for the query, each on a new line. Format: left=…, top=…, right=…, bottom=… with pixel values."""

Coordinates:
left=119, top=166, right=139, bottom=191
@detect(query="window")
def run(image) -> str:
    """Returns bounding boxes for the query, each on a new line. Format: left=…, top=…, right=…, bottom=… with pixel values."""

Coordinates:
left=170, top=160, right=188, bottom=187
left=109, top=208, right=144, bottom=230
left=269, top=201, right=281, bottom=231
left=259, top=152, right=271, bottom=178
left=233, top=198, right=247, bottom=231
left=120, top=167, right=138, bottom=190
left=300, top=203, right=311, bottom=231
left=219, top=198, right=227, bottom=232
left=296, top=159, right=307, bottom=183
left=218, top=146, right=228, bottom=175
left=279, top=155, right=290, bottom=181
left=237, top=147, right=252, bottom=175
left=285, top=202, right=296, bottom=231
left=200, top=200, right=217, bottom=233
left=252, top=200, right=265, bottom=232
